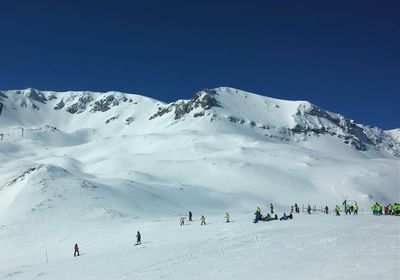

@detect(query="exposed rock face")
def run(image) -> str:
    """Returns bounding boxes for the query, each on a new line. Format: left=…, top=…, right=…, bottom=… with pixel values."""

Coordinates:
left=91, top=95, right=128, bottom=113
left=54, top=99, right=65, bottom=110
left=289, top=103, right=399, bottom=155
left=150, top=89, right=220, bottom=120
left=66, top=93, right=93, bottom=114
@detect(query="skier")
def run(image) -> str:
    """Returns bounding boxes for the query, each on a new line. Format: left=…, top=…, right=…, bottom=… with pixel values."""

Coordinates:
left=254, top=207, right=262, bottom=223
left=345, top=204, right=351, bottom=215
left=180, top=217, right=186, bottom=226
left=270, top=203, right=274, bottom=214
left=342, top=199, right=347, bottom=212
left=136, top=231, right=141, bottom=245
left=280, top=213, right=288, bottom=221
left=225, top=212, right=230, bottom=223
left=307, top=204, right=311, bottom=214
left=353, top=202, right=359, bottom=215
left=384, top=205, right=389, bottom=215
left=291, top=206, right=294, bottom=214
left=324, top=206, right=329, bottom=214
left=74, top=243, right=80, bottom=257
left=200, top=215, right=206, bottom=225
left=189, top=211, right=193, bottom=221
left=295, top=203, right=299, bottom=213
left=335, top=205, right=340, bottom=216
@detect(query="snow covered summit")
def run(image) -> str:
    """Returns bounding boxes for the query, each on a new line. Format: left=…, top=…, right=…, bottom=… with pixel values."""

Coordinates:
left=1, top=87, right=399, bottom=156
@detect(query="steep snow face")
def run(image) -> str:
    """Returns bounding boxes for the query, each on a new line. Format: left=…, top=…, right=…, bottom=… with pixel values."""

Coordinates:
left=0, top=88, right=163, bottom=134
left=150, top=87, right=400, bottom=156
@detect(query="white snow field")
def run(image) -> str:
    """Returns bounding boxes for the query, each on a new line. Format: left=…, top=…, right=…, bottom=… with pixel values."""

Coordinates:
left=0, top=87, right=399, bottom=279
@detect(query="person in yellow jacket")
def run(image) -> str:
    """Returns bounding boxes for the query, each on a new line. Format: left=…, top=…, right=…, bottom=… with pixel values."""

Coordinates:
left=225, top=212, right=230, bottom=223
left=335, top=205, right=340, bottom=216
left=200, top=215, right=206, bottom=225
left=353, top=202, right=359, bottom=215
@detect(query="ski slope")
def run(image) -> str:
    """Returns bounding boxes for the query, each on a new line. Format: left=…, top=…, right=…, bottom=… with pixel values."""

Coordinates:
left=0, top=213, right=399, bottom=280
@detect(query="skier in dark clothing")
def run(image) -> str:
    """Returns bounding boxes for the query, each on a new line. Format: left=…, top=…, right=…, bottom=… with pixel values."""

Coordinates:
left=270, top=203, right=274, bottom=214
left=280, top=213, right=288, bottom=221
left=136, top=231, right=141, bottom=245
left=254, top=207, right=262, bottom=223
left=324, top=206, right=329, bottom=214
left=189, top=211, right=193, bottom=222
left=74, top=243, right=80, bottom=257
left=307, top=204, right=311, bottom=214
left=295, top=203, right=299, bottom=213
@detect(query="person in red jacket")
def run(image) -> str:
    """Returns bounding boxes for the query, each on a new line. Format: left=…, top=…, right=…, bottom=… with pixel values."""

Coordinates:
left=74, top=243, right=80, bottom=257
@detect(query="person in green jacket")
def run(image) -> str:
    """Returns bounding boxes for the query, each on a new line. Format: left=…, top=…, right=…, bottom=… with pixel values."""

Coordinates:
left=353, top=202, right=359, bottom=215
left=345, top=204, right=351, bottom=215
left=335, top=205, right=340, bottom=216
left=225, top=212, right=230, bottom=223
left=200, top=215, right=206, bottom=225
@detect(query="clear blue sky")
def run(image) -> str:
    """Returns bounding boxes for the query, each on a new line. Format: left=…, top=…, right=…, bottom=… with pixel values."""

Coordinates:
left=0, top=0, right=399, bottom=129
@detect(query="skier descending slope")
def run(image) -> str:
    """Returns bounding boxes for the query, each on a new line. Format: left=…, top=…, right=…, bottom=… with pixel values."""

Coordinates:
left=200, top=215, right=206, bottom=225
left=270, top=203, right=274, bottom=214
left=180, top=217, right=185, bottom=226
left=136, top=231, right=141, bottom=245
left=225, top=212, right=230, bottom=223
left=189, top=211, right=193, bottom=221
left=74, top=243, right=80, bottom=257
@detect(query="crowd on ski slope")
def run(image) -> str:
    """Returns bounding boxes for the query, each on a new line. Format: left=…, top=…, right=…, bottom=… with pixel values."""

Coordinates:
left=72, top=201, right=399, bottom=256
left=371, top=202, right=400, bottom=215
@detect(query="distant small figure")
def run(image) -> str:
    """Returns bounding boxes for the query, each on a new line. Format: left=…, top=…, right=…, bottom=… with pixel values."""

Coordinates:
left=254, top=207, right=262, bottom=223
left=307, top=204, right=311, bottom=214
left=324, top=206, right=329, bottom=214
left=353, top=202, right=359, bottom=215
left=291, top=206, right=294, bottom=214
left=225, top=212, right=230, bottom=223
left=180, top=217, right=186, bottom=226
left=270, top=203, right=274, bottom=214
left=335, top=205, right=340, bottom=216
left=200, top=215, right=206, bottom=225
left=136, top=231, right=141, bottom=245
left=74, top=243, right=80, bottom=257
left=280, top=213, right=293, bottom=221
left=189, top=211, right=193, bottom=221
left=295, top=203, right=300, bottom=213
left=345, top=204, right=351, bottom=215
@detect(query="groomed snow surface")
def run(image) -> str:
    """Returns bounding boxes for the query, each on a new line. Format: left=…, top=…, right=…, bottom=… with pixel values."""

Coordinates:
left=1, top=213, right=399, bottom=280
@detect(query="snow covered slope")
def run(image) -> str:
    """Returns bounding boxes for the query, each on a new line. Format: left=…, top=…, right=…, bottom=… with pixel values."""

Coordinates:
left=0, top=87, right=399, bottom=279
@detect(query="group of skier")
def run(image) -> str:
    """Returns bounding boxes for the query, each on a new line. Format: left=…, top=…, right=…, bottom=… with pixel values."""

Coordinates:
left=179, top=211, right=231, bottom=227
left=253, top=204, right=293, bottom=223
left=372, top=202, right=400, bottom=215
left=73, top=201, right=399, bottom=257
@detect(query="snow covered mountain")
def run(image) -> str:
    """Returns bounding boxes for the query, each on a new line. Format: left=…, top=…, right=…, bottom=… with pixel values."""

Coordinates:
left=1, top=87, right=399, bottom=280
left=0, top=86, right=399, bottom=221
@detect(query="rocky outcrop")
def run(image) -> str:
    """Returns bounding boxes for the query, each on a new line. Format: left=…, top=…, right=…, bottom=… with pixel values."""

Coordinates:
left=150, top=89, right=221, bottom=120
